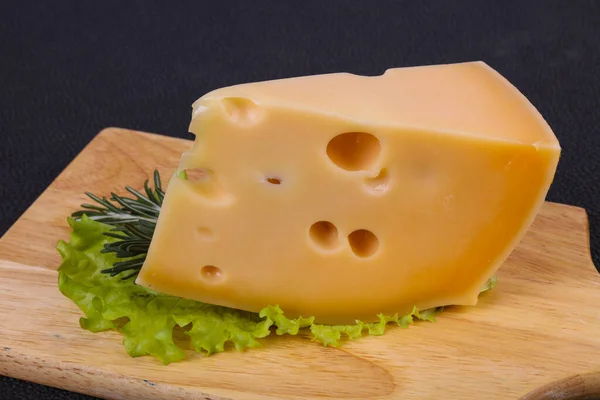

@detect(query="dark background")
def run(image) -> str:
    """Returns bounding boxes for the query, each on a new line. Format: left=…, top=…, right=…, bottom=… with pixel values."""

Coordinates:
left=1, top=1, right=599, bottom=399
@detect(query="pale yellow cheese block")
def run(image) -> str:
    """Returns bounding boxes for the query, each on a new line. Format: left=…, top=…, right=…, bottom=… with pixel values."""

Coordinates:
left=136, top=61, right=561, bottom=324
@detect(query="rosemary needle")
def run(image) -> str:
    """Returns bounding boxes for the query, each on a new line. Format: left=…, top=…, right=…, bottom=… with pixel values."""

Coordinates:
left=71, top=170, right=164, bottom=279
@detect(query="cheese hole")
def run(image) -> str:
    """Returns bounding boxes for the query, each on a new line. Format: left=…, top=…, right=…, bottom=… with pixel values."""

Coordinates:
left=201, top=265, right=223, bottom=283
left=266, top=177, right=281, bottom=185
left=326, top=132, right=381, bottom=171
left=309, top=221, right=340, bottom=250
left=222, top=97, right=262, bottom=124
left=348, top=229, right=379, bottom=258
left=181, top=168, right=234, bottom=206
left=197, top=227, right=214, bottom=240
left=180, top=168, right=206, bottom=182
left=365, top=168, right=390, bottom=193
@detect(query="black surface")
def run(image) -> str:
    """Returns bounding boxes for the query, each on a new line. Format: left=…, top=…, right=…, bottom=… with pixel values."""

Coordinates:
left=1, top=1, right=599, bottom=399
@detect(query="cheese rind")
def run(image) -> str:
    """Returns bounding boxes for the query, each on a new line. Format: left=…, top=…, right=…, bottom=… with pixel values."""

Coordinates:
left=136, top=61, right=560, bottom=324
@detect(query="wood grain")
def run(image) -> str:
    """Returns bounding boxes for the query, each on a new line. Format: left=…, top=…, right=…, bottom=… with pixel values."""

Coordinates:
left=1, top=127, right=599, bottom=400
left=521, top=371, right=600, bottom=400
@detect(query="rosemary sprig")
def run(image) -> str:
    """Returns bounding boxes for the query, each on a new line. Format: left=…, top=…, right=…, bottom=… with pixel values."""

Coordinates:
left=71, top=170, right=165, bottom=280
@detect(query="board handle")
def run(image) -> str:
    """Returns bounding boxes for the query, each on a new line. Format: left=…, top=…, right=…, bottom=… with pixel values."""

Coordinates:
left=520, top=371, right=600, bottom=400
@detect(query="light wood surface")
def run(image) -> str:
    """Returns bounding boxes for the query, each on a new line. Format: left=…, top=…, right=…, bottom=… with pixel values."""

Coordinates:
left=1, top=128, right=599, bottom=400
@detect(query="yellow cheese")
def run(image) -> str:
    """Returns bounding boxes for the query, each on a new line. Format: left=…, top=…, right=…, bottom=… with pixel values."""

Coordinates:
left=136, top=61, right=560, bottom=324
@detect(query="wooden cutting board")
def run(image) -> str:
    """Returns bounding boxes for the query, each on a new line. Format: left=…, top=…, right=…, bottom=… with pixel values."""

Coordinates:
left=1, top=127, right=599, bottom=400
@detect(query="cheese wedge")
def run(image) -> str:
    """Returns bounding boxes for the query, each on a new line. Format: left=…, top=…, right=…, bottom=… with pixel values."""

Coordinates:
left=136, top=61, right=560, bottom=324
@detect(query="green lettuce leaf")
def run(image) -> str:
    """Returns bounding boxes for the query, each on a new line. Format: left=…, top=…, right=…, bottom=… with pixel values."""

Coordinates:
left=481, top=274, right=498, bottom=292
left=57, top=216, right=496, bottom=364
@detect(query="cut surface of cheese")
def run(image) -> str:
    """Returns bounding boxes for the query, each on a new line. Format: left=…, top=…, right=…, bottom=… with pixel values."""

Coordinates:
left=136, top=61, right=561, bottom=324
